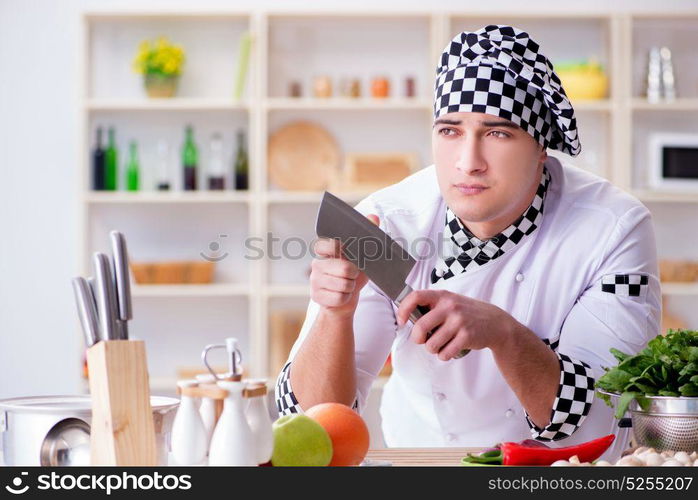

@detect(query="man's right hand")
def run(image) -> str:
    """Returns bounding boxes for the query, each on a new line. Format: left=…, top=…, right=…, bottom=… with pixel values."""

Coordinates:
left=310, top=214, right=380, bottom=317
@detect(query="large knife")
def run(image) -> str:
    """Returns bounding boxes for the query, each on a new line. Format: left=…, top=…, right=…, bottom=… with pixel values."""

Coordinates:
left=93, top=252, right=119, bottom=341
left=316, top=191, right=470, bottom=359
left=110, top=230, right=132, bottom=340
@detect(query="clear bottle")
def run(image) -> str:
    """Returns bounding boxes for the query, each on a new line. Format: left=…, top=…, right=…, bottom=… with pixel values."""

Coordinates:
left=208, top=380, right=256, bottom=466
left=156, top=140, right=171, bottom=191
left=170, top=380, right=208, bottom=465
left=207, top=133, right=226, bottom=190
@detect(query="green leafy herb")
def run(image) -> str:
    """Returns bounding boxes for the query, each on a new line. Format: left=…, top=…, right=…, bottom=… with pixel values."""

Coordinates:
left=595, top=329, right=698, bottom=418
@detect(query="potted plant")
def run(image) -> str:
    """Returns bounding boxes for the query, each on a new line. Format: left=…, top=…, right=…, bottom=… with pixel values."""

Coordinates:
left=132, top=36, right=185, bottom=98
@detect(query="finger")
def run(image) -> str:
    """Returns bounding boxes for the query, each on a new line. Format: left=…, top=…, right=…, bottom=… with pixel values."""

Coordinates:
left=409, top=307, right=448, bottom=346
left=366, top=214, right=380, bottom=226
left=312, top=288, right=353, bottom=308
left=322, top=258, right=360, bottom=280
left=437, top=330, right=471, bottom=362
left=314, top=238, right=342, bottom=259
left=313, top=274, right=356, bottom=295
left=423, top=317, right=458, bottom=354
left=396, top=290, right=442, bottom=326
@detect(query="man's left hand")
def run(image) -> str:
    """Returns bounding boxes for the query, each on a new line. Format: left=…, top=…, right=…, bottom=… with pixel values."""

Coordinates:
left=396, top=290, right=515, bottom=361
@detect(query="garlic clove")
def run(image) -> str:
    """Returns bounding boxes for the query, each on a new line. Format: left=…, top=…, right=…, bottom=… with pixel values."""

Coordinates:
left=643, top=453, right=664, bottom=466
left=618, top=456, right=643, bottom=466
left=674, top=451, right=691, bottom=465
left=551, top=460, right=571, bottom=466
left=661, top=458, right=683, bottom=466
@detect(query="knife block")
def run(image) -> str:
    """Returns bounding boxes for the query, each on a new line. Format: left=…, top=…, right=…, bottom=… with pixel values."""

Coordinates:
left=86, top=340, right=157, bottom=466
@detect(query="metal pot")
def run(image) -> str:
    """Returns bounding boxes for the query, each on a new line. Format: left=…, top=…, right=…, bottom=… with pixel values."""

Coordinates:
left=629, top=395, right=698, bottom=452
left=0, top=395, right=179, bottom=466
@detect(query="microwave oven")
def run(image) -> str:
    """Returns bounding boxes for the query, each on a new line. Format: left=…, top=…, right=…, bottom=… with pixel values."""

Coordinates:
left=649, top=133, right=698, bottom=190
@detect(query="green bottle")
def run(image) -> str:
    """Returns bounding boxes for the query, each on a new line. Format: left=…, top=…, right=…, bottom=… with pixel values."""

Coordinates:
left=104, top=127, right=118, bottom=191
left=182, top=124, right=198, bottom=190
left=125, top=140, right=140, bottom=191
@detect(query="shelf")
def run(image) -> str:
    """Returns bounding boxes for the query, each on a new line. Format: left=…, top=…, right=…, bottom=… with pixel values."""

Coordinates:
left=87, top=98, right=249, bottom=111
left=85, top=191, right=251, bottom=204
left=631, top=98, right=698, bottom=111
left=265, top=190, right=372, bottom=204
left=264, top=97, right=432, bottom=111
left=131, top=283, right=250, bottom=297
left=266, top=284, right=310, bottom=297
left=572, top=99, right=614, bottom=112
left=633, top=190, right=698, bottom=203
left=661, top=283, right=698, bottom=296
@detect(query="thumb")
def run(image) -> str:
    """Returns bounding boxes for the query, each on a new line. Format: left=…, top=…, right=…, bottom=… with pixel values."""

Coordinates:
left=366, top=214, right=380, bottom=226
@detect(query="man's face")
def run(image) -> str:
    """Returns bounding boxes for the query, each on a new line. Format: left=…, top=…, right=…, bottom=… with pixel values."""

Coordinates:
left=432, top=111, right=547, bottom=227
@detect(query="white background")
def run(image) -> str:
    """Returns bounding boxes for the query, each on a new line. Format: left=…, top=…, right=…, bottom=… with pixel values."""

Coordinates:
left=1, top=0, right=698, bottom=399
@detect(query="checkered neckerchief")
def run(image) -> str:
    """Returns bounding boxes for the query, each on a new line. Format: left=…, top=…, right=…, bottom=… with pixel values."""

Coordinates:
left=431, top=166, right=551, bottom=284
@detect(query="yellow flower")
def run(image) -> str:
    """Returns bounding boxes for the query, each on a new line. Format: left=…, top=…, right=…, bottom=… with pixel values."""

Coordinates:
left=132, top=36, right=186, bottom=74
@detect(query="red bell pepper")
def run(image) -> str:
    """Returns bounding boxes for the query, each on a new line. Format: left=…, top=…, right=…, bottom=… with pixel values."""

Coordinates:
left=501, top=434, right=615, bottom=466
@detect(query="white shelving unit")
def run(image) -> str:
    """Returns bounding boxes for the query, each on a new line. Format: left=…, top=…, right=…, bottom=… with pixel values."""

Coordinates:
left=79, top=10, right=698, bottom=390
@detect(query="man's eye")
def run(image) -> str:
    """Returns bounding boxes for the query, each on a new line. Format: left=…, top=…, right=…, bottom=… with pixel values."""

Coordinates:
left=489, top=130, right=510, bottom=139
left=438, top=128, right=456, bottom=136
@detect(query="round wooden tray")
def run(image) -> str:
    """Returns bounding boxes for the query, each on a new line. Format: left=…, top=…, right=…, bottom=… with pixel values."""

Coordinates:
left=267, top=121, right=340, bottom=191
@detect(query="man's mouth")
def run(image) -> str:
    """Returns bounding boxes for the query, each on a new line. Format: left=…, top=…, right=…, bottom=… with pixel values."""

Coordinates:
left=453, top=183, right=489, bottom=196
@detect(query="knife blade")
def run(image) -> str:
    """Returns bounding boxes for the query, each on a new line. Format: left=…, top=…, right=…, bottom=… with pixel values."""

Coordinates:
left=316, top=191, right=470, bottom=358
left=71, top=277, right=100, bottom=347
left=110, top=230, right=132, bottom=340
left=93, top=252, right=118, bottom=341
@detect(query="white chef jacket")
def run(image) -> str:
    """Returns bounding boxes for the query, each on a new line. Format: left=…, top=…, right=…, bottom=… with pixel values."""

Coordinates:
left=278, top=156, right=661, bottom=461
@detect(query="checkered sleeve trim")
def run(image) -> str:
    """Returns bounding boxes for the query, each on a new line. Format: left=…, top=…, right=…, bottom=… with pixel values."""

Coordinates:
left=601, top=273, right=649, bottom=298
left=274, top=361, right=359, bottom=417
left=524, top=352, right=595, bottom=441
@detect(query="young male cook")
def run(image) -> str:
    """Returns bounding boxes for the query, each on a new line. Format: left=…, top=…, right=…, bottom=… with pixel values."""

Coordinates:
left=275, top=25, right=661, bottom=451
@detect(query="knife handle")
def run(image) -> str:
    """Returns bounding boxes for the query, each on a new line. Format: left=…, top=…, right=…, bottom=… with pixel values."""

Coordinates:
left=409, top=304, right=470, bottom=359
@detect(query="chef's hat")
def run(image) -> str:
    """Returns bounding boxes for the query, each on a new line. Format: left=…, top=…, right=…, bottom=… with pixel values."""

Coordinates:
left=434, top=25, right=581, bottom=156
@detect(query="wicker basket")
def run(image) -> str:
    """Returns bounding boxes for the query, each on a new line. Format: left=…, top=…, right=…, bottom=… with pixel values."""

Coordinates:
left=130, top=261, right=214, bottom=284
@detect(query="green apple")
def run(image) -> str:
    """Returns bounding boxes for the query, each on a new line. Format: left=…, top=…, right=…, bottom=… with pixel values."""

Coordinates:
left=271, top=414, right=333, bottom=466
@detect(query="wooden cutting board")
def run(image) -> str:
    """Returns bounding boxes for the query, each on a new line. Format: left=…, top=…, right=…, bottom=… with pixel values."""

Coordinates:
left=364, top=447, right=483, bottom=466
left=268, top=121, right=340, bottom=191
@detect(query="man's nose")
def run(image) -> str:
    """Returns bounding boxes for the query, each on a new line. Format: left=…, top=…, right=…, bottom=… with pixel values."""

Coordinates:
left=454, top=136, right=487, bottom=174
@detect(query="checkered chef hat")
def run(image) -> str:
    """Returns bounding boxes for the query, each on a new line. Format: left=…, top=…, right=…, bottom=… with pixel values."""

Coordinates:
left=434, top=25, right=581, bottom=156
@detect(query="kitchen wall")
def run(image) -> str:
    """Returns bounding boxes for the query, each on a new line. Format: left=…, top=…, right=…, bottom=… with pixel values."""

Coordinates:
left=1, top=0, right=697, bottom=399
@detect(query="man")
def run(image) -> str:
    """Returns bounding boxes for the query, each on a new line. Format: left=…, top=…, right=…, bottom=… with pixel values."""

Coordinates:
left=275, top=25, right=661, bottom=454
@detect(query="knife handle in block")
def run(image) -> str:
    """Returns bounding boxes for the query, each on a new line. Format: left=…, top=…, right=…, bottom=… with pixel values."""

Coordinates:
left=86, top=340, right=157, bottom=466
left=409, top=304, right=471, bottom=359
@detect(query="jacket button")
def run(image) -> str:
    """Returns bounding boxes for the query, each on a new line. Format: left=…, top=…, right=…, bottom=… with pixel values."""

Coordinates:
left=505, top=409, right=515, bottom=418
left=435, top=392, right=446, bottom=401
left=515, top=273, right=524, bottom=282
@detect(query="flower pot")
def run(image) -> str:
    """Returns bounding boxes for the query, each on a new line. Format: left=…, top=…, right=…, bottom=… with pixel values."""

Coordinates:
left=144, top=73, right=179, bottom=98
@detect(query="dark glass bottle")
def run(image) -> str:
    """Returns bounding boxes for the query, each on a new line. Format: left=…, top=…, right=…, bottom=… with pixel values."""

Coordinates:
left=234, top=130, right=248, bottom=191
left=92, top=127, right=105, bottom=190
left=182, top=125, right=198, bottom=191
left=104, top=127, right=118, bottom=191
